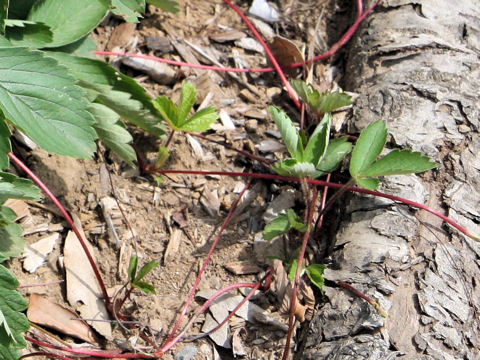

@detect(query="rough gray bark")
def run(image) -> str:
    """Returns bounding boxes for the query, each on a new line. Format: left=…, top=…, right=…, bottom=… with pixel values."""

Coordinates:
left=303, top=0, right=480, bottom=359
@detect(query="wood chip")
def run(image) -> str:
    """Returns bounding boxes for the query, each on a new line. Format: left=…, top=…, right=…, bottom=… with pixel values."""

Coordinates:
left=22, top=233, right=59, bottom=273
left=107, top=22, right=137, bottom=51
left=64, top=215, right=112, bottom=339
left=224, top=261, right=261, bottom=275
left=209, top=28, right=246, bottom=43
left=27, top=293, right=97, bottom=344
left=4, top=199, right=30, bottom=220
left=121, top=56, right=176, bottom=85
left=164, top=228, right=182, bottom=264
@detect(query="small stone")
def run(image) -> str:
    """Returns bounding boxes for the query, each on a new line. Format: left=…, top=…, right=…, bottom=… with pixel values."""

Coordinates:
left=245, top=119, right=258, bottom=133
left=458, top=124, right=470, bottom=133
left=266, top=87, right=282, bottom=98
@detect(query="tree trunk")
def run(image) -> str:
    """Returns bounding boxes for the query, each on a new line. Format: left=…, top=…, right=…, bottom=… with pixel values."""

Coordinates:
left=303, top=0, right=480, bottom=359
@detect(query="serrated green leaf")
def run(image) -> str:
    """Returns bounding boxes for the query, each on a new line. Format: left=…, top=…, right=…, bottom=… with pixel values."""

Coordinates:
left=0, top=172, right=41, bottom=204
left=0, top=48, right=97, bottom=157
left=134, top=260, right=158, bottom=282
left=349, top=120, right=387, bottom=177
left=28, top=0, right=109, bottom=47
left=317, top=92, right=351, bottom=114
left=89, top=103, right=135, bottom=166
left=0, top=206, right=24, bottom=261
left=290, top=80, right=312, bottom=106
left=306, top=264, right=325, bottom=291
left=264, top=213, right=290, bottom=240
left=4, top=19, right=53, bottom=47
left=304, top=113, right=331, bottom=166
left=128, top=255, right=138, bottom=282
left=178, top=82, right=196, bottom=125
left=358, top=149, right=436, bottom=178
left=316, top=137, right=352, bottom=176
left=287, top=259, right=306, bottom=281
left=356, top=177, right=379, bottom=190
left=286, top=209, right=307, bottom=232
left=154, top=96, right=178, bottom=128
left=111, top=0, right=145, bottom=23
left=132, top=281, right=156, bottom=294
left=0, top=119, right=10, bottom=170
left=269, top=106, right=300, bottom=159
left=0, top=0, right=7, bottom=33
left=45, top=52, right=166, bottom=137
left=0, top=264, right=29, bottom=354
left=146, top=0, right=179, bottom=13
left=180, top=106, right=218, bottom=132
left=54, top=36, right=97, bottom=59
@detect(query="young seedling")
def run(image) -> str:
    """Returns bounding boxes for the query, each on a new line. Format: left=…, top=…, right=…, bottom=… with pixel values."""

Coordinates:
left=115, top=255, right=159, bottom=313
left=269, top=106, right=352, bottom=179
left=291, top=79, right=352, bottom=115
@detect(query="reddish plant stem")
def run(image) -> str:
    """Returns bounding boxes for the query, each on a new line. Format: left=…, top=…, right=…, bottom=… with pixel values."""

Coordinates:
left=18, top=279, right=64, bottom=289
left=24, top=336, right=153, bottom=358
left=164, top=130, right=176, bottom=148
left=20, top=353, right=76, bottom=360
left=191, top=267, right=273, bottom=341
left=282, top=186, right=318, bottom=360
left=221, top=0, right=300, bottom=109
left=158, top=280, right=266, bottom=354
left=338, top=281, right=387, bottom=317
left=315, top=173, right=331, bottom=231
left=153, top=169, right=479, bottom=241
left=190, top=132, right=272, bottom=166
left=8, top=152, right=112, bottom=310
left=162, top=180, right=252, bottom=348
left=93, top=1, right=381, bottom=76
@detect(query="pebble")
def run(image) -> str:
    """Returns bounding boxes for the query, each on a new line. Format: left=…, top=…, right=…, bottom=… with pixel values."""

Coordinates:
left=245, top=119, right=258, bottom=133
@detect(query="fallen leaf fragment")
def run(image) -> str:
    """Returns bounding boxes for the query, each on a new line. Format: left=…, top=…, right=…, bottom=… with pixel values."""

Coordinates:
left=164, top=228, right=182, bottom=264
left=202, top=313, right=231, bottom=348
left=27, top=294, right=96, bottom=344
left=22, top=233, right=59, bottom=273
left=64, top=216, right=112, bottom=339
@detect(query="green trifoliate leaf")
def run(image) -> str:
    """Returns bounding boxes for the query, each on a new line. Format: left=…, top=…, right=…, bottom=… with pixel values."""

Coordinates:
left=89, top=103, right=135, bottom=166
left=27, top=0, right=109, bottom=47
left=146, top=0, right=179, bottom=13
left=269, top=106, right=300, bottom=159
left=0, top=264, right=29, bottom=359
left=349, top=120, right=387, bottom=178
left=4, top=19, right=53, bottom=47
left=180, top=106, right=218, bottom=132
left=358, top=149, right=437, bottom=178
left=0, top=172, right=41, bottom=204
left=263, top=213, right=290, bottom=240
left=303, top=113, right=331, bottom=166
left=316, top=137, right=352, bottom=176
left=306, top=264, right=325, bottom=292
left=111, top=0, right=145, bottom=23
left=177, top=82, right=196, bottom=125
left=0, top=48, right=97, bottom=157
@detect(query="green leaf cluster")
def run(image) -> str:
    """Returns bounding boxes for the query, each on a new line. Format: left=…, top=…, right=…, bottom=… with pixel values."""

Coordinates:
left=291, top=80, right=351, bottom=114
left=349, top=121, right=437, bottom=190
left=269, top=106, right=351, bottom=178
left=0, top=264, right=29, bottom=360
left=285, top=258, right=326, bottom=293
left=128, top=255, right=159, bottom=294
left=264, top=209, right=306, bottom=240
left=154, top=82, right=218, bottom=133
